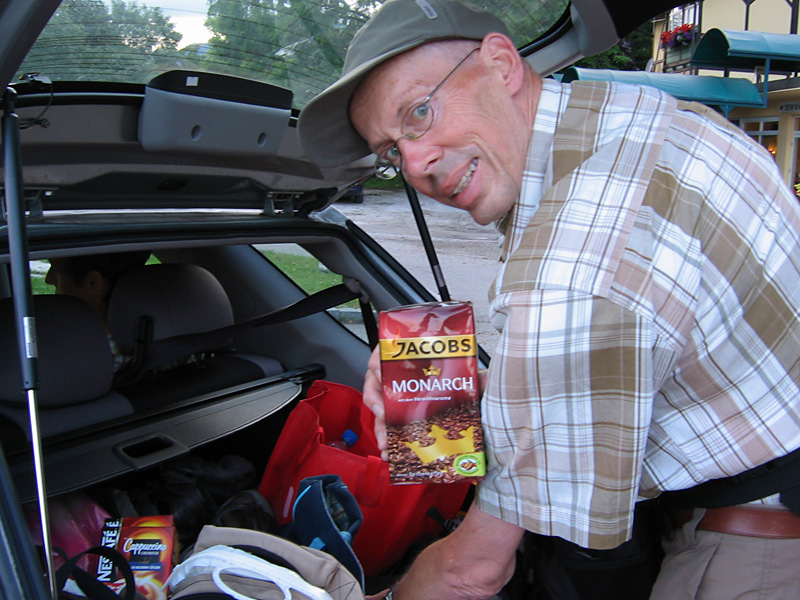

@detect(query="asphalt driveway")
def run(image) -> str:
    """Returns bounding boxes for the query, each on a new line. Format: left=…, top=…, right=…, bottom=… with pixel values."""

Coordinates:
left=336, top=189, right=503, bottom=353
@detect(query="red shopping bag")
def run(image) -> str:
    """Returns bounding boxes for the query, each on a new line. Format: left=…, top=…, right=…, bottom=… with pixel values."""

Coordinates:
left=259, top=379, right=471, bottom=576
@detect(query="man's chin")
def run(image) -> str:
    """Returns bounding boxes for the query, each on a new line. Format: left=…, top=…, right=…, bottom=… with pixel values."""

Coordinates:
left=469, top=210, right=496, bottom=226
left=470, top=188, right=518, bottom=225
left=434, top=195, right=491, bottom=225
left=463, top=196, right=501, bottom=225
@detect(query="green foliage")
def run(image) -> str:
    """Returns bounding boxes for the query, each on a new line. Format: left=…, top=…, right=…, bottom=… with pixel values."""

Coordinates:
left=18, top=0, right=183, bottom=83
left=469, top=0, right=568, bottom=49
left=364, top=176, right=403, bottom=191
left=31, top=274, right=54, bottom=295
left=569, top=22, right=654, bottom=72
left=109, top=0, right=181, bottom=50
left=202, top=0, right=380, bottom=106
left=262, top=250, right=358, bottom=307
left=203, top=0, right=568, bottom=105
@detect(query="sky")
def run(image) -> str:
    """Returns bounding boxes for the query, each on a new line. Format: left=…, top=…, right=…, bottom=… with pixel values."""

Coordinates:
left=156, top=0, right=213, bottom=47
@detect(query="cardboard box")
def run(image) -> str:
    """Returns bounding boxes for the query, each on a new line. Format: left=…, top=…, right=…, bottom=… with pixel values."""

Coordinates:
left=379, top=301, right=485, bottom=484
left=96, top=515, right=177, bottom=600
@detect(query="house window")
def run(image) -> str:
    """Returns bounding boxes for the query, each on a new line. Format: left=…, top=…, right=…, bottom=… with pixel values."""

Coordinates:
left=792, top=117, right=800, bottom=199
left=667, top=4, right=699, bottom=29
left=740, top=117, right=779, bottom=157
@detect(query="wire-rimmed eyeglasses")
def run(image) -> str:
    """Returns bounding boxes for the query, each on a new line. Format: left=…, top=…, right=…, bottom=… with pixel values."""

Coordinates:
left=373, top=46, right=480, bottom=180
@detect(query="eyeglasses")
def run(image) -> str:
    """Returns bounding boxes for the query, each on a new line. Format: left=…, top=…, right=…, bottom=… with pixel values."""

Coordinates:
left=373, top=46, right=480, bottom=179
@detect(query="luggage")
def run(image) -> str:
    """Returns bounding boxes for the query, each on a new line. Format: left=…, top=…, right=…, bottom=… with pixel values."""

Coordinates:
left=280, top=474, right=365, bottom=588
left=259, top=380, right=471, bottom=576
left=167, top=525, right=363, bottom=600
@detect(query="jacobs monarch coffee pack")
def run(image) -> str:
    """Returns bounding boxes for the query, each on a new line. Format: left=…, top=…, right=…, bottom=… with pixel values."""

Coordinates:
left=379, top=301, right=485, bottom=484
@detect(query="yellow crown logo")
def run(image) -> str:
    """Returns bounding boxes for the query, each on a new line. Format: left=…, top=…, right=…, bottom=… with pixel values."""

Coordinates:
left=403, top=424, right=476, bottom=464
left=422, top=364, right=441, bottom=377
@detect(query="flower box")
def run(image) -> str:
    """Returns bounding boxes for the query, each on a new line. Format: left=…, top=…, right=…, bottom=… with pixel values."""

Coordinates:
left=666, top=45, right=693, bottom=63
left=661, top=23, right=696, bottom=53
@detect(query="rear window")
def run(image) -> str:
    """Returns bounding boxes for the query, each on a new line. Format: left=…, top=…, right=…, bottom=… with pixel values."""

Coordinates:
left=17, top=0, right=569, bottom=109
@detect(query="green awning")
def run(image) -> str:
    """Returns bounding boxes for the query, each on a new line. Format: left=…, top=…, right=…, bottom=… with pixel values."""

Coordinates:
left=692, top=28, right=800, bottom=73
left=561, top=67, right=764, bottom=108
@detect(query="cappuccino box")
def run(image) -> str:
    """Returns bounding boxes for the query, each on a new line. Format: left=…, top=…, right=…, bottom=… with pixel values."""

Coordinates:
left=97, top=515, right=177, bottom=600
left=379, top=301, right=485, bottom=484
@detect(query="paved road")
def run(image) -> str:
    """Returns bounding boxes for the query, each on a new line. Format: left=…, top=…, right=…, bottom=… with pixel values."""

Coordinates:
left=335, top=189, right=504, bottom=353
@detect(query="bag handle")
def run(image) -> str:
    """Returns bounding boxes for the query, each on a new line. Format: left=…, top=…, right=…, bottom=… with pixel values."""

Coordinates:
left=169, top=545, right=333, bottom=600
left=355, top=456, right=385, bottom=506
left=214, top=563, right=333, bottom=600
left=295, top=404, right=324, bottom=465
left=55, top=545, right=136, bottom=600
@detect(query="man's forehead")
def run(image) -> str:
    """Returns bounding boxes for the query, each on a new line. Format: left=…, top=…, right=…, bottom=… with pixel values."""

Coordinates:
left=351, top=50, right=428, bottom=118
left=364, top=46, right=433, bottom=90
left=352, top=41, right=469, bottom=111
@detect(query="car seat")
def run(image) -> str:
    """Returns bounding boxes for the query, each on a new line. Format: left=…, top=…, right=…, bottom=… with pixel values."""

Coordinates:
left=107, top=263, right=284, bottom=409
left=0, top=295, right=134, bottom=449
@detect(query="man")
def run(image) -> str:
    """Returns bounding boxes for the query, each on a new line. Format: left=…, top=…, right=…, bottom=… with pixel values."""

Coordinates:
left=46, top=251, right=150, bottom=371
left=298, top=1, right=800, bottom=598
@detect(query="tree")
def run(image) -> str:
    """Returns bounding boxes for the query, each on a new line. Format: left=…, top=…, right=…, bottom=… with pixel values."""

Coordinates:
left=17, top=0, right=182, bottom=83
left=570, top=21, right=654, bottom=71
left=108, top=0, right=181, bottom=52
left=15, top=0, right=598, bottom=109
left=202, top=0, right=375, bottom=105
left=199, top=0, right=569, bottom=107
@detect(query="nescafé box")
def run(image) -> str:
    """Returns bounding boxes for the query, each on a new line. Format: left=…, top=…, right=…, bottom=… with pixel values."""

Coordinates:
left=379, top=301, right=485, bottom=484
left=97, top=515, right=177, bottom=600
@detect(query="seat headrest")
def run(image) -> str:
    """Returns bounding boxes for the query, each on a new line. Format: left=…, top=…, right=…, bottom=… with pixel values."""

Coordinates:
left=108, top=263, right=234, bottom=355
left=0, top=295, right=114, bottom=406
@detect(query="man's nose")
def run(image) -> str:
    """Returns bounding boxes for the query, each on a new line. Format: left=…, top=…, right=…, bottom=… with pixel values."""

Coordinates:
left=397, top=137, right=438, bottom=179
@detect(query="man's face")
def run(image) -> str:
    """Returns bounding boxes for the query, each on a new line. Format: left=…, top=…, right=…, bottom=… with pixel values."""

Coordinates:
left=349, top=39, right=531, bottom=225
left=45, top=258, right=108, bottom=321
left=45, top=258, right=88, bottom=299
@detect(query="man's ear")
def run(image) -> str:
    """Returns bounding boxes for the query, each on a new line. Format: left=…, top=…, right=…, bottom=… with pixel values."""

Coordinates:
left=84, top=270, right=110, bottom=300
left=479, top=32, right=525, bottom=97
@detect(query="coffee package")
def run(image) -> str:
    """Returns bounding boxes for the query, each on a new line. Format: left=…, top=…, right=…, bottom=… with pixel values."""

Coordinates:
left=379, top=301, right=485, bottom=484
left=97, top=515, right=177, bottom=600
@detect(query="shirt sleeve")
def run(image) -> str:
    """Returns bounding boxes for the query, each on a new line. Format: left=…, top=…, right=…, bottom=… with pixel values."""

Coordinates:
left=476, top=288, right=655, bottom=550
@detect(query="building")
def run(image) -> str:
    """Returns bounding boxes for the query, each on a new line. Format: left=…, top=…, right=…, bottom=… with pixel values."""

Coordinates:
left=653, top=1, right=800, bottom=193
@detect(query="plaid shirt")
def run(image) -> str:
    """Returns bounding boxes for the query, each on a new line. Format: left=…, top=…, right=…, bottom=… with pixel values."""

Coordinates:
left=475, top=80, right=800, bottom=549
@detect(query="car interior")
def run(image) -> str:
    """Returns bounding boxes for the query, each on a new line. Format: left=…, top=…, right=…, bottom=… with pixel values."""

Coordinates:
left=1, top=229, right=438, bottom=500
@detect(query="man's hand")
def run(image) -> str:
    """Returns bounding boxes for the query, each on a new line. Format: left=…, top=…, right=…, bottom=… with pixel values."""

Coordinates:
left=380, top=504, right=524, bottom=600
left=363, top=345, right=388, bottom=461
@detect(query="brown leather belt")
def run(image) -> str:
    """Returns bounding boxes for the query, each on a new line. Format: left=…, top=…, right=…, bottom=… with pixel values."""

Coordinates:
left=673, top=506, right=800, bottom=539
